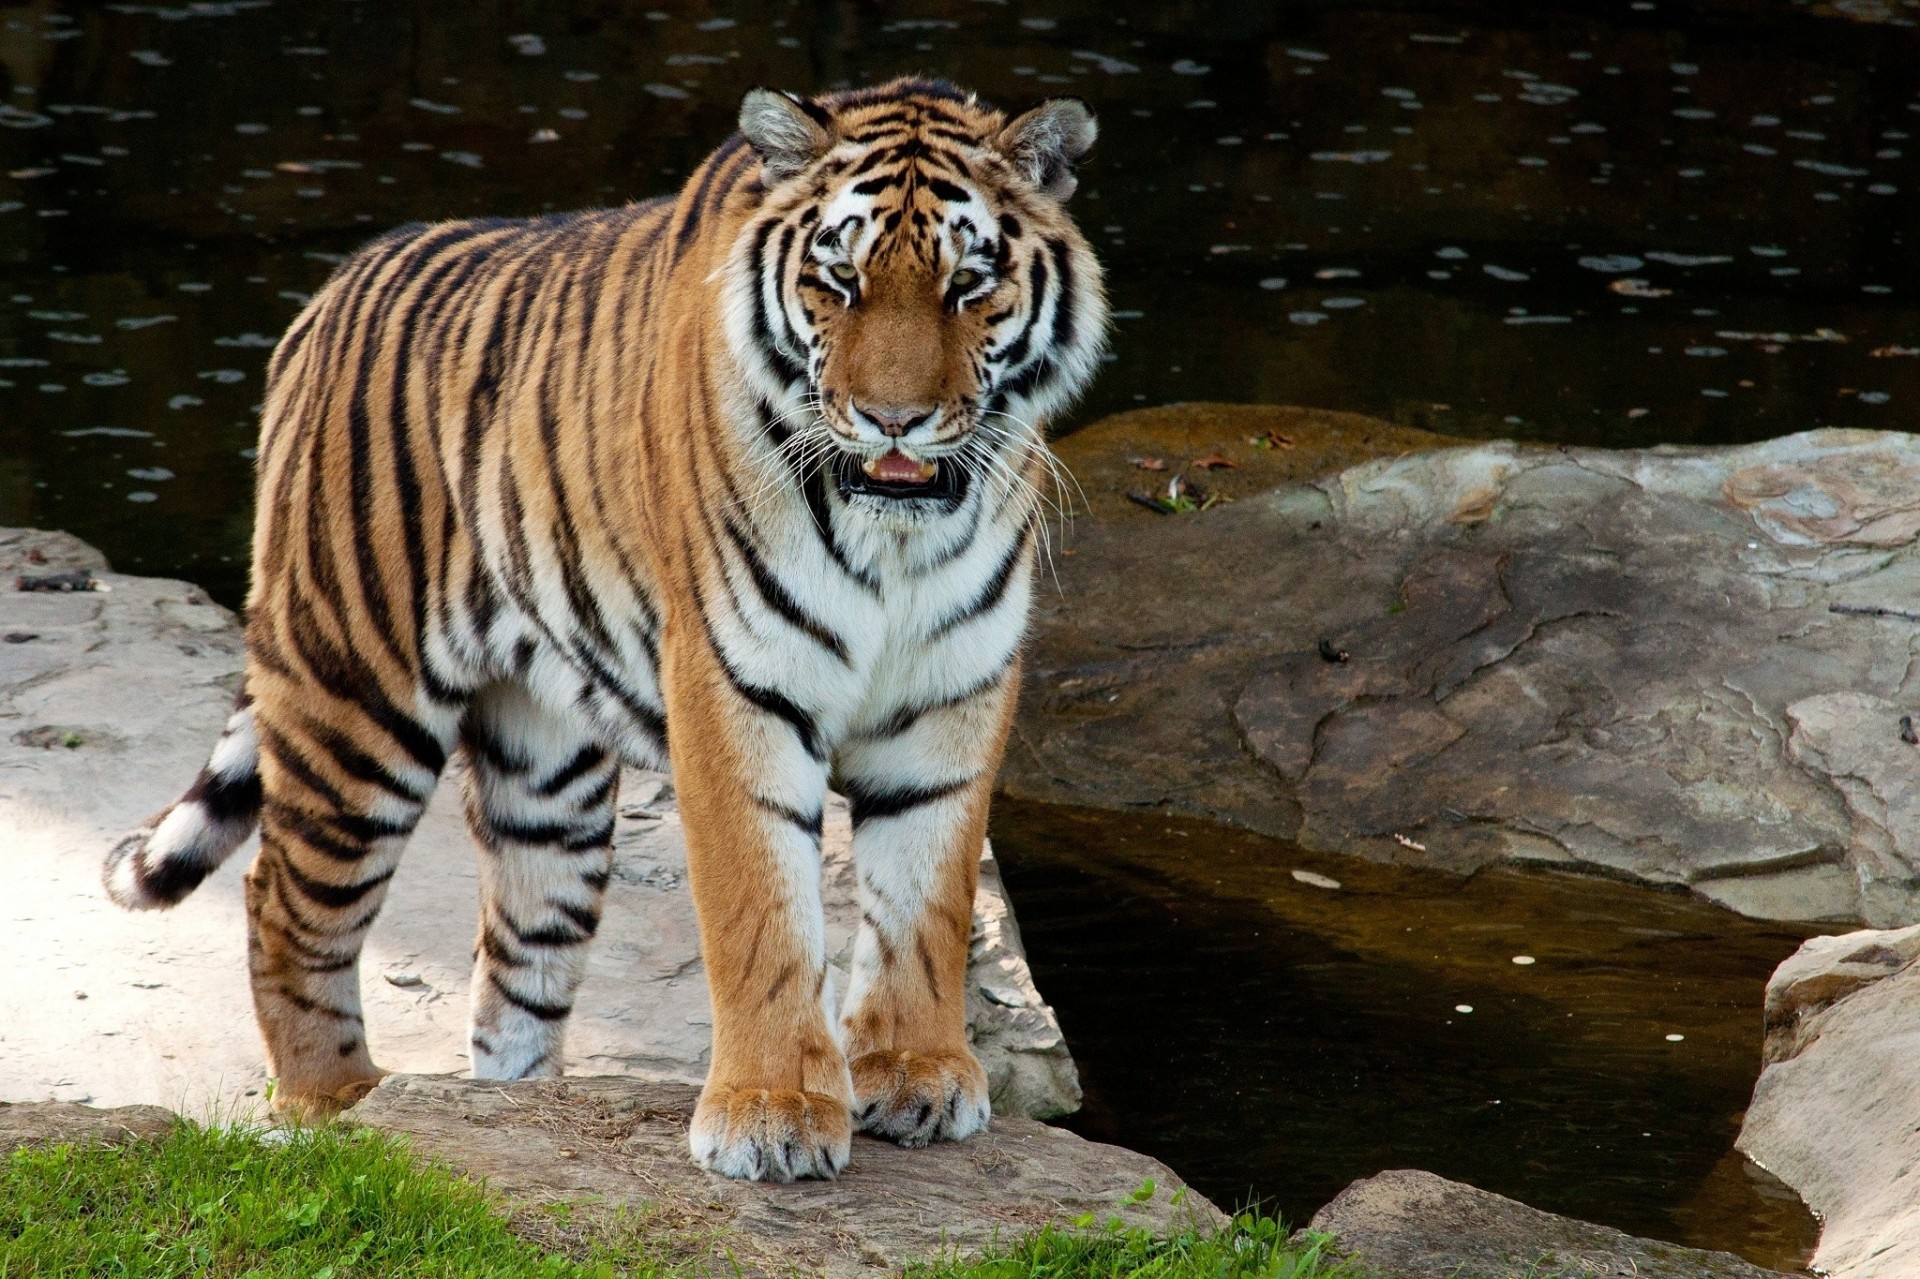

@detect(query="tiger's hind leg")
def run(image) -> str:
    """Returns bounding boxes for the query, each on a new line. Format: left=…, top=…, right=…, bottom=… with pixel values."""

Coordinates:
left=459, top=681, right=620, bottom=1080
left=243, top=677, right=454, bottom=1122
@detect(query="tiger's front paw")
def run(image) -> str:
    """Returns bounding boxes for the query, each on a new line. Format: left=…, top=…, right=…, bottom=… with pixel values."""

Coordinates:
left=269, top=1072, right=386, bottom=1125
left=851, top=1049, right=990, bottom=1148
left=689, top=1085, right=852, bottom=1181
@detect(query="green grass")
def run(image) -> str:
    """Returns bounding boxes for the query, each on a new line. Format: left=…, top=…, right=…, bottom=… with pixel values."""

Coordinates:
left=907, top=1209, right=1362, bottom=1279
left=0, top=1121, right=650, bottom=1278
left=1, top=1123, right=1356, bottom=1279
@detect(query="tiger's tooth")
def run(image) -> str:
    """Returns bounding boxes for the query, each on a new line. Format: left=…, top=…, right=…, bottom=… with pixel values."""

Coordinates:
left=862, top=457, right=883, bottom=478
left=916, top=460, right=937, bottom=481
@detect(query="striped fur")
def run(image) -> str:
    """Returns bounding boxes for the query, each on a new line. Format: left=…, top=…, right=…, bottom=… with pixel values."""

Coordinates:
left=101, top=78, right=1106, bottom=1180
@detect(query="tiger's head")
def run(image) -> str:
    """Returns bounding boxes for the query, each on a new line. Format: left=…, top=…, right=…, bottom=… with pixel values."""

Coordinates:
left=723, top=78, right=1107, bottom=523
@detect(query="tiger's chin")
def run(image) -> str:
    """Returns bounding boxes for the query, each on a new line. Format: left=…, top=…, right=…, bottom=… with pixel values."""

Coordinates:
left=833, top=449, right=970, bottom=524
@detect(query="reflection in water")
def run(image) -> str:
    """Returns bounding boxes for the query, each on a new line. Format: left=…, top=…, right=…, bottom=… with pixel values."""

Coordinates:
left=989, top=797, right=1824, bottom=1272
left=0, top=2, right=1916, bottom=602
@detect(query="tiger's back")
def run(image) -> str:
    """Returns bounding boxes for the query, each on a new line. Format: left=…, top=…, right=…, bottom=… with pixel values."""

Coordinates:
left=105, top=77, right=1106, bottom=1182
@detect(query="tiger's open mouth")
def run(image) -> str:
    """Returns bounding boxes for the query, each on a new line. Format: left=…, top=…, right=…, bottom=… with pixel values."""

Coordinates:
left=836, top=448, right=965, bottom=502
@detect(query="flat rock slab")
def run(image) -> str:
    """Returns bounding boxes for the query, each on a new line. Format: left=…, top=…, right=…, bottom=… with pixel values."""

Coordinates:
left=353, top=1074, right=1221, bottom=1278
left=0, top=1100, right=177, bottom=1155
left=1309, top=1169, right=1778, bottom=1279
left=1012, top=415, right=1920, bottom=926
left=0, top=527, right=1076, bottom=1122
left=1738, top=928, right=1920, bottom=1278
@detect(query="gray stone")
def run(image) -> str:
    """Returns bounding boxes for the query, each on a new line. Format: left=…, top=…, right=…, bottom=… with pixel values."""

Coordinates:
left=0, top=1099, right=177, bottom=1154
left=1308, top=1169, right=1779, bottom=1279
left=0, top=528, right=1077, bottom=1124
left=351, top=1074, right=1219, bottom=1278
left=1011, top=421, right=1920, bottom=926
left=1738, top=928, right=1920, bottom=1278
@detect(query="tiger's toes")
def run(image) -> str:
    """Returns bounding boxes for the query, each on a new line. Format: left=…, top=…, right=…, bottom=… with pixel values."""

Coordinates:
left=851, top=1049, right=990, bottom=1148
left=689, top=1086, right=852, bottom=1182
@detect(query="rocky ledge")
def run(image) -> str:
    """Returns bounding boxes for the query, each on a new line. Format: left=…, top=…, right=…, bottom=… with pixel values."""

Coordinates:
left=351, top=1074, right=1217, bottom=1277
left=1738, top=926, right=1920, bottom=1279
left=1309, top=1169, right=1779, bottom=1279
left=0, top=526, right=1075, bottom=1121
left=1012, top=406, right=1920, bottom=926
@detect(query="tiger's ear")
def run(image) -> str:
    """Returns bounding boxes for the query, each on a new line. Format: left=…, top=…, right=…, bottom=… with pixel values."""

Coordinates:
left=738, top=89, right=834, bottom=182
left=995, top=98, right=1097, bottom=202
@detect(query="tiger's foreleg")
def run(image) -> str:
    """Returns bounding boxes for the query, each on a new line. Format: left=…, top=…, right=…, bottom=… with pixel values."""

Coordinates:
left=242, top=668, right=453, bottom=1122
left=459, top=681, right=620, bottom=1081
left=664, top=624, right=852, bottom=1182
left=833, top=673, right=1015, bottom=1147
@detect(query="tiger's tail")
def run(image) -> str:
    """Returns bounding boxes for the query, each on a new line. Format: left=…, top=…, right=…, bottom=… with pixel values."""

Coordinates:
left=103, top=689, right=262, bottom=910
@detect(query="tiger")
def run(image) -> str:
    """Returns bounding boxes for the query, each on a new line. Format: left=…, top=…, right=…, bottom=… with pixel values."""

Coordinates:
left=101, top=76, right=1106, bottom=1181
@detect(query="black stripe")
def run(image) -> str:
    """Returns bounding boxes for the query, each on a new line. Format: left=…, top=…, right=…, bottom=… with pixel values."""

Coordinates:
left=723, top=518, right=850, bottom=662
left=926, top=176, right=969, bottom=203
left=489, top=973, right=571, bottom=1021
left=483, top=814, right=575, bottom=846
left=533, top=745, right=607, bottom=798
left=843, top=776, right=972, bottom=827
left=928, top=527, right=1030, bottom=640
left=134, top=849, right=215, bottom=905
left=183, top=766, right=263, bottom=825
left=674, top=135, right=749, bottom=261
left=754, top=795, right=825, bottom=841
left=278, top=856, right=394, bottom=910
left=306, top=722, right=432, bottom=804
left=563, top=818, right=615, bottom=851
left=1046, top=236, right=1078, bottom=350
left=713, top=644, right=823, bottom=759
left=852, top=664, right=1009, bottom=741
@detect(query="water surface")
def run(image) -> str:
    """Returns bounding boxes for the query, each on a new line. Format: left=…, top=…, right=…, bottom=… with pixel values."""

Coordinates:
left=0, top=0, right=1916, bottom=600
left=990, top=797, right=1826, bottom=1271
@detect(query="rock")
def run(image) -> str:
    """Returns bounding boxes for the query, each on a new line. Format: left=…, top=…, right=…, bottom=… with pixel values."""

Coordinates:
left=1758, top=923, right=1920, bottom=1065
left=1738, top=929, right=1920, bottom=1278
left=351, top=1074, right=1220, bottom=1278
left=0, top=1099, right=178, bottom=1154
left=0, top=528, right=1076, bottom=1123
left=1308, top=1169, right=1779, bottom=1279
left=1012, top=414, right=1920, bottom=925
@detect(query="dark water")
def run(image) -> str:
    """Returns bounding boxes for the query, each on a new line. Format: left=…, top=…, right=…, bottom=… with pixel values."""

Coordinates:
left=0, top=2, right=1894, bottom=1260
left=990, top=798, right=1826, bottom=1271
left=0, top=1, right=1917, bottom=601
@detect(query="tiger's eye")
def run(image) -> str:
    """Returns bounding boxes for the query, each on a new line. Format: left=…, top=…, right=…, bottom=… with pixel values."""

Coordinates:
left=950, top=268, right=982, bottom=290
left=829, top=262, right=859, bottom=283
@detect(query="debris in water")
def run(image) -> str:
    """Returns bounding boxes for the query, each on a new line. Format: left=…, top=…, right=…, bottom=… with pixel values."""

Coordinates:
left=1290, top=869, right=1342, bottom=890
left=1394, top=833, right=1427, bottom=851
left=1512, top=955, right=1537, bottom=966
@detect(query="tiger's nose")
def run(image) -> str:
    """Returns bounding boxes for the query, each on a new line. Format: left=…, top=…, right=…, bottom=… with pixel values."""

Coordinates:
left=855, top=403, right=936, bottom=438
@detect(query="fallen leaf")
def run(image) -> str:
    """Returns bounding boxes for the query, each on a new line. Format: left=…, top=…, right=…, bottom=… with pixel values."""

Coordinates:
left=1248, top=430, right=1295, bottom=449
left=1133, top=456, right=1168, bottom=471
left=1190, top=452, right=1238, bottom=470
